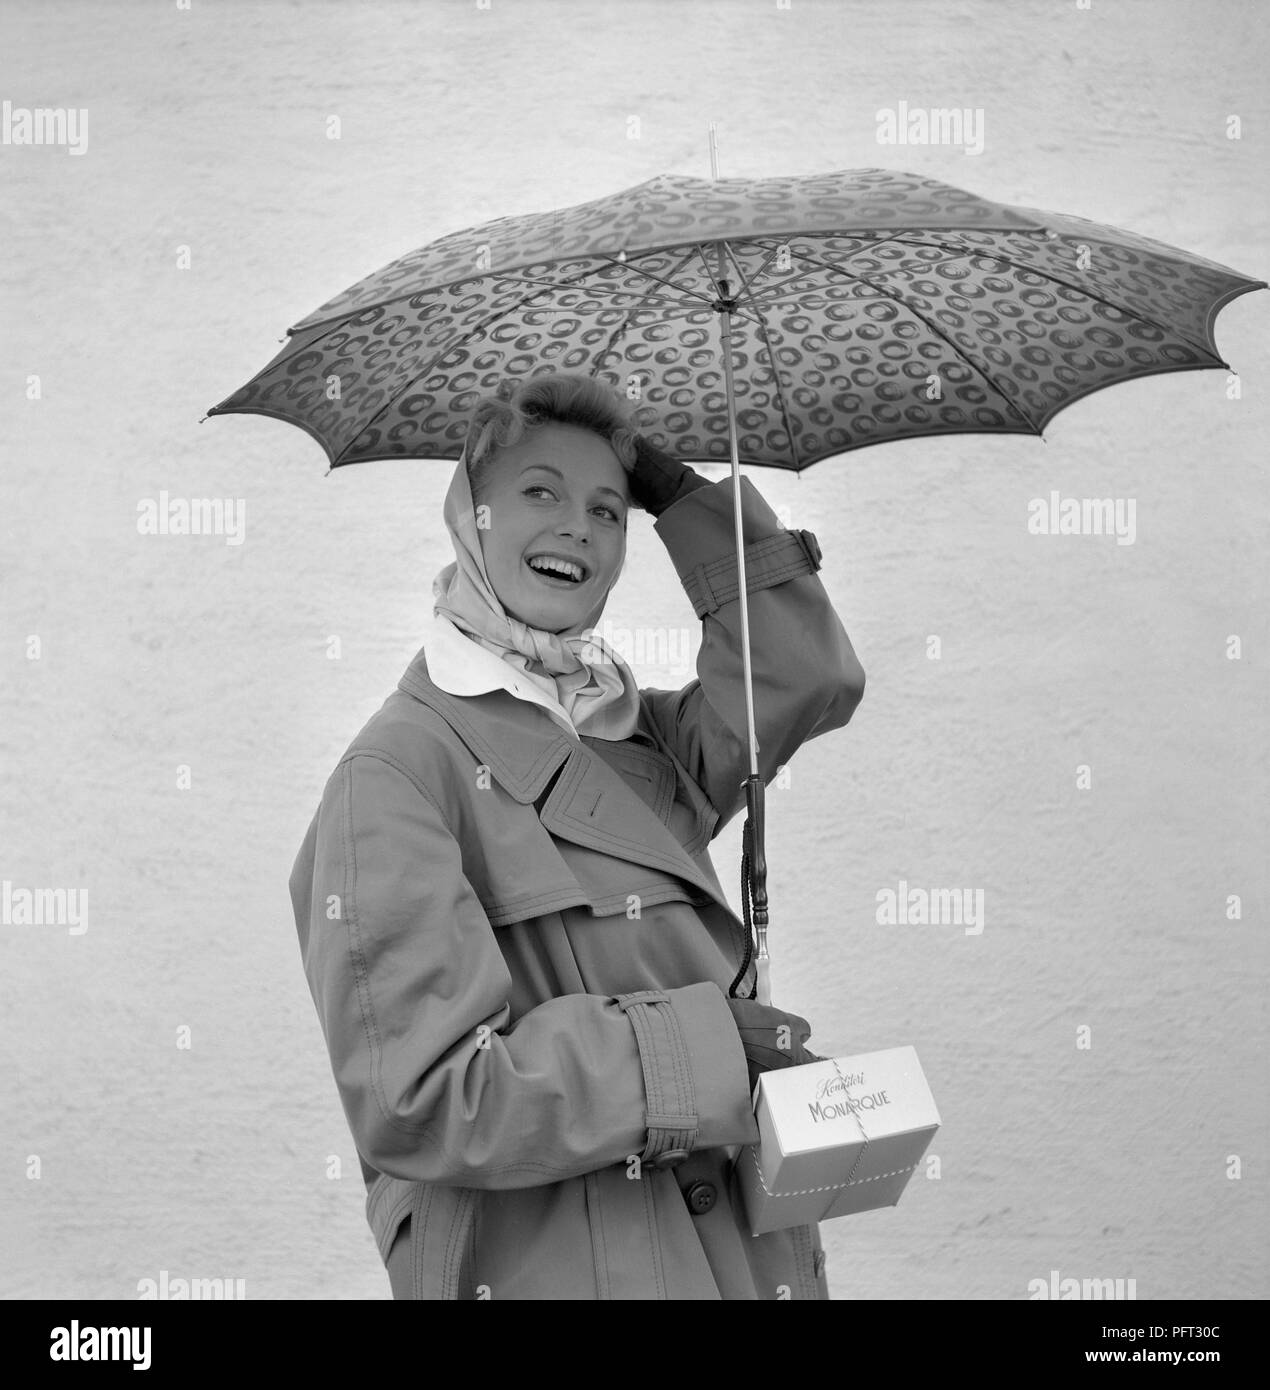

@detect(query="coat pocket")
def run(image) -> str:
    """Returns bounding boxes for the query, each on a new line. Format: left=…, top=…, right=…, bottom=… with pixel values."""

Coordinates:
left=367, top=1173, right=416, bottom=1265
left=384, top=1212, right=413, bottom=1300
left=368, top=1174, right=480, bottom=1299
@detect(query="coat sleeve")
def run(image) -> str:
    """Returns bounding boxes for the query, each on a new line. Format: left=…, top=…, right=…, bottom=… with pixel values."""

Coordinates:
left=290, top=750, right=761, bottom=1187
left=641, top=475, right=866, bottom=832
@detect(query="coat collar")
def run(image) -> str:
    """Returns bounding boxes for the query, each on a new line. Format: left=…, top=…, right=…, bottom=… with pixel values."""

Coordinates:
left=398, top=641, right=598, bottom=802
left=395, top=644, right=731, bottom=911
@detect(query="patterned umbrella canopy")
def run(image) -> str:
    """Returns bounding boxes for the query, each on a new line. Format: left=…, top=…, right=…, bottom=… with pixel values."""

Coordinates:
left=207, top=167, right=1263, bottom=470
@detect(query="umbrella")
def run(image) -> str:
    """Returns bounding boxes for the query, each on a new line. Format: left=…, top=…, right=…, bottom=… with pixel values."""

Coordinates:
left=207, top=161, right=1264, bottom=1004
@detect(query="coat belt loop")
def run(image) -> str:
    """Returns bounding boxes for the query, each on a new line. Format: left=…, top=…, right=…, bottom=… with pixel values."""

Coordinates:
left=615, top=990, right=701, bottom=1165
left=683, top=528, right=822, bottom=619
left=794, top=528, right=823, bottom=571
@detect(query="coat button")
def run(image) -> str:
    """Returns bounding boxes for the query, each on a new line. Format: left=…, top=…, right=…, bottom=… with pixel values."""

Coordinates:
left=685, top=1180, right=717, bottom=1215
left=650, top=1148, right=690, bottom=1171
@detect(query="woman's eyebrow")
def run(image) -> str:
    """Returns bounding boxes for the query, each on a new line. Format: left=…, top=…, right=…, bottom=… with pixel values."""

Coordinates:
left=521, top=463, right=626, bottom=504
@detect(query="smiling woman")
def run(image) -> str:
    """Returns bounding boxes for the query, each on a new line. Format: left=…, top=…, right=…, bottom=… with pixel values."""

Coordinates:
left=428, top=374, right=663, bottom=740
left=289, top=369, right=867, bottom=1300
left=471, top=417, right=631, bottom=633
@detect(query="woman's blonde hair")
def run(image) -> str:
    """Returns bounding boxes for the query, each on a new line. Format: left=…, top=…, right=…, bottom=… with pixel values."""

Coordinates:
left=463, top=372, right=646, bottom=506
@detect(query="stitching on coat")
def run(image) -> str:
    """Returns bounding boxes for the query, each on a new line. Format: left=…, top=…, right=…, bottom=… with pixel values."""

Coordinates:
left=443, top=1190, right=472, bottom=1300
left=479, top=885, right=592, bottom=922
left=629, top=1003, right=663, bottom=1131
left=593, top=741, right=677, bottom=823
left=411, top=1183, right=431, bottom=1302
left=371, top=1190, right=415, bottom=1264
left=442, top=1194, right=461, bottom=1300
left=395, top=677, right=572, bottom=800
left=686, top=530, right=817, bottom=616
left=338, top=747, right=455, bottom=832
left=688, top=555, right=812, bottom=619
left=471, top=1185, right=482, bottom=1293
left=586, top=1172, right=611, bottom=1301
left=552, top=805, right=700, bottom=876
left=365, top=1172, right=391, bottom=1231
left=341, top=760, right=390, bottom=1154
left=638, top=714, right=721, bottom=855
left=658, top=998, right=697, bottom=1148
left=643, top=1171, right=666, bottom=1301
left=342, top=755, right=440, bottom=1161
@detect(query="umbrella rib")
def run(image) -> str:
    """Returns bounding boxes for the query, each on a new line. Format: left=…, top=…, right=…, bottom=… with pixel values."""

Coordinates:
left=598, top=253, right=724, bottom=312
left=864, top=233, right=1222, bottom=358
left=741, top=233, right=914, bottom=305
left=686, top=239, right=773, bottom=330
left=477, top=268, right=683, bottom=310
left=593, top=252, right=767, bottom=329
left=723, top=233, right=978, bottom=311
left=588, top=249, right=706, bottom=386
left=691, top=239, right=729, bottom=298
left=289, top=255, right=687, bottom=336
left=790, top=246, right=1042, bottom=429
left=723, top=243, right=803, bottom=470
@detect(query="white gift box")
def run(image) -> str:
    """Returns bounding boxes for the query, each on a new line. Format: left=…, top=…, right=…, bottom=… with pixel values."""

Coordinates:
left=736, top=1046, right=941, bottom=1236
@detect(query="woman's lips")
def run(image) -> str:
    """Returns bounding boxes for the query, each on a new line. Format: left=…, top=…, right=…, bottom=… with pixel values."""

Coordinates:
left=525, top=558, right=587, bottom=588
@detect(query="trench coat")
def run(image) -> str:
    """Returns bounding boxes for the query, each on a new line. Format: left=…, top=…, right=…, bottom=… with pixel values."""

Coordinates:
left=288, top=474, right=866, bottom=1299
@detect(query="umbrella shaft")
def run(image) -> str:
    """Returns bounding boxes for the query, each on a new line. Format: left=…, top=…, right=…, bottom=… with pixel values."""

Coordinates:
left=718, top=300, right=760, bottom=779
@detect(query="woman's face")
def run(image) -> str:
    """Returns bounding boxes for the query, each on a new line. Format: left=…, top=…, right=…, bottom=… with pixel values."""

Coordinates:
left=474, top=422, right=630, bottom=634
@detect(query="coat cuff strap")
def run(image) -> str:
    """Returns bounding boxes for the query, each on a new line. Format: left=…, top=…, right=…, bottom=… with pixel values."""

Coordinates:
left=615, top=989, right=700, bottom=1166
left=681, top=528, right=823, bottom=619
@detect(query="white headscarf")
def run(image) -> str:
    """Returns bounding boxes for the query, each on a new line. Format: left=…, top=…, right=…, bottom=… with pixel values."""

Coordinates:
left=431, top=446, right=642, bottom=740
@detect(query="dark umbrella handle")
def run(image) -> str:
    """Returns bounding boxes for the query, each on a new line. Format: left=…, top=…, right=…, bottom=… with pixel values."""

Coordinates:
left=743, top=774, right=768, bottom=929
left=736, top=774, right=771, bottom=1004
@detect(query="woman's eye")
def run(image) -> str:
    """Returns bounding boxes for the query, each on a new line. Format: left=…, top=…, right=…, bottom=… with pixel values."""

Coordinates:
left=523, top=487, right=620, bottom=521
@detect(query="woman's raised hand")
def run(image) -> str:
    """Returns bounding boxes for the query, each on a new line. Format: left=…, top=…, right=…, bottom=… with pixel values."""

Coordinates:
left=628, top=435, right=713, bottom=517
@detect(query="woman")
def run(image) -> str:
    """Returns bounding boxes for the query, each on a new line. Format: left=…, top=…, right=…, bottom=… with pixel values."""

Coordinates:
left=289, top=372, right=866, bottom=1300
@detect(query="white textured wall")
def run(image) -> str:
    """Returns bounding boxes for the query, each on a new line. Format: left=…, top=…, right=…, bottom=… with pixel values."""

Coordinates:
left=2, top=0, right=1265, bottom=1300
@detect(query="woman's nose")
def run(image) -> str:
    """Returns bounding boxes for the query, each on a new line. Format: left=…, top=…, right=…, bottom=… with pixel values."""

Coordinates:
left=555, top=506, right=592, bottom=542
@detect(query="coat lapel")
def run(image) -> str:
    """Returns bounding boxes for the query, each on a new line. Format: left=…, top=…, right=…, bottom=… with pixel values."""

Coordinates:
left=396, top=646, right=733, bottom=913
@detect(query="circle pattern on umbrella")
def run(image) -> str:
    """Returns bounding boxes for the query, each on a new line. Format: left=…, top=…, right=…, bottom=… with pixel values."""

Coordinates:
left=210, top=174, right=1262, bottom=469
